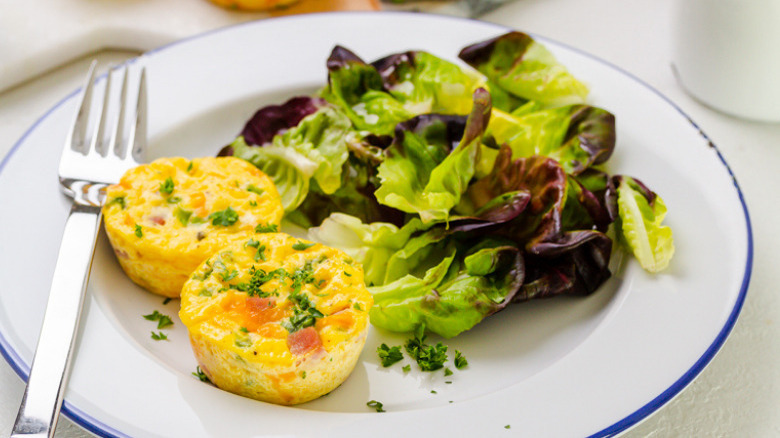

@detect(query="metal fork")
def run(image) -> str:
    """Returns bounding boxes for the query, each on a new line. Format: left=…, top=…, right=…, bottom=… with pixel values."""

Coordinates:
left=11, top=61, right=147, bottom=438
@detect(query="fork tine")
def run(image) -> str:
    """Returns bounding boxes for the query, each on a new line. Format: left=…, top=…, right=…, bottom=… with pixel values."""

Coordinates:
left=110, top=67, right=129, bottom=159
left=129, top=67, right=148, bottom=163
left=88, top=68, right=112, bottom=157
left=69, top=60, right=97, bottom=154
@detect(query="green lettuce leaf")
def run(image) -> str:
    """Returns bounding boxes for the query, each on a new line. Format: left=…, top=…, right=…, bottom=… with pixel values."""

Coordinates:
left=375, top=88, right=492, bottom=223
left=321, top=46, right=413, bottom=136
left=228, top=136, right=315, bottom=211
left=228, top=105, right=353, bottom=211
left=272, top=105, right=352, bottom=195
left=373, top=51, right=485, bottom=115
left=487, top=104, right=615, bottom=175
left=369, top=238, right=523, bottom=338
left=307, top=213, right=427, bottom=286
left=610, top=176, right=674, bottom=273
left=459, top=31, right=589, bottom=107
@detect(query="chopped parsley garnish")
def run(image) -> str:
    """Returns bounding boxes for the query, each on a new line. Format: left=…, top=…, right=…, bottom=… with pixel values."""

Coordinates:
left=254, top=223, right=278, bottom=233
left=431, top=390, right=437, bottom=394
left=405, top=324, right=447, bottom=372
left=247, top=184, right=265, bottom=196
left=239, top=326, right=249, bottom=333
left=377, top=343, right=404, bottom=367
left=106, top=196, right=125, bottom=209
left=151, top=331, right=168, bottom=341
left=255, top=245, right=266, bottom=261
left=301, top=371, right=306, bottom=379
left=219, top=269, right=238, bottom=282
left=166, top=196, right=181, bottom=204
left=174, top=207, right=192, bottom=226
left=288, top=289, right=316, bottom=310
left=209, top=207, right=239, bottom=226
left=292, top=241, right=316, bottom=251
left=444, top=367, right=453, bottom=376
left=192, top=366, right=210, bottom=383
left=143, top=310, right=173, bottom=329
left=505, top=425, right=511, bottom=430
left=163, top=297, right=172, bottom=305
left=343, top=271, right=352, bottom=277
left=245, top=267, right=286, bottom=297
left=289, top=261, right=317, bottom=293
left=189, top=215, right=207, bottom=224
left=282, top=281, right=323, bottom=333
left=402, top=364, right=411, bottom=373
left=198, top=289, right=212, bottom=297
left=134, top=224, right=143, bottom=238
left=249, top=201, right=257, bottom=207
left=353, top=302, right=363, bottom=311
left=159, top=177, right=174, bottom=195
left=245, top=239, right=266, bottom=261
left=366, top=400, right=385, bottom=413
left=281, top=307, right=320, bottom=333
left=454, top=350, right=468, bottom=370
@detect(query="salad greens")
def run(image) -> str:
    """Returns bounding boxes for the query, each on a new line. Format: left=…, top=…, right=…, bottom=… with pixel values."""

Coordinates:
left=606, top=176, right=675, bottom=273
left=458, top=32, right=589, bottom=107
left=375, top=89, right=490, bottom=223
left=217, top=31, right=674, bottom=338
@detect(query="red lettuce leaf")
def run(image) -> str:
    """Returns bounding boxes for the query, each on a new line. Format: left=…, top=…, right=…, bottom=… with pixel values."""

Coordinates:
left=218, top=96, right=324, bottom=156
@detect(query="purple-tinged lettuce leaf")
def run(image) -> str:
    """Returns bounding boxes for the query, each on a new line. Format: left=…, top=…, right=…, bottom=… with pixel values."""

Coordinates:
left=226, top=105, right=353, bottom=210
left=372, top=51, right=485, bottom=115
left=463, top=144, right=614, bottom=298
left=467, top=144, right=568, bottom=246
left=376, top=88, right=491, bottom=223
left=321, top=46, right=413, bottom=136
left=459, top=32, right=589, bottom=107
left=564, top=105, right=616, bottom=173
left=226, top=101, right=397, bottom=223
left=218, top=96, right=324, bottom=156
left=449, top=191, right=531, bottom=234
left=516, top=231, right=612, bottom=300
left=487, top=104, right=615, bottom=175
left=561, top=175, right=612, bottom=232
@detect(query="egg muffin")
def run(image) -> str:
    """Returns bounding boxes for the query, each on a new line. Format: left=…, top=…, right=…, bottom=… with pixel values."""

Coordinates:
left=103, top=157, right=284, bottom=297
left=179, top=233, right=373, bottom=405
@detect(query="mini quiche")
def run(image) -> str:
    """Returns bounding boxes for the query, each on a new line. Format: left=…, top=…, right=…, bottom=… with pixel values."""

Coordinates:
left=103, top=156, right=284, bottom=298
left=179, top=233, right=372, bottom=405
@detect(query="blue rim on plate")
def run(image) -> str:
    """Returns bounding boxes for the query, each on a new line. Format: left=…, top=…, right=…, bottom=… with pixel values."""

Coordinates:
left=0, top=12, right=752, bottom=438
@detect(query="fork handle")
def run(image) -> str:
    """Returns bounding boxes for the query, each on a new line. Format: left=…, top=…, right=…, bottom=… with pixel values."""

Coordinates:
left=11, top=204, right=102, bottom=438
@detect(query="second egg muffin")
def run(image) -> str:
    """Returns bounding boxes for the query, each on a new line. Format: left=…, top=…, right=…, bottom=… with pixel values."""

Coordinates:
left=103, top=157, right=284, bottom=297
left=179, top=234, right=373, bottom=405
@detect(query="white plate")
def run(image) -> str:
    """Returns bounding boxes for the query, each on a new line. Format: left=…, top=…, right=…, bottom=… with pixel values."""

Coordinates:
left=0, top=12, right=751, bottom=438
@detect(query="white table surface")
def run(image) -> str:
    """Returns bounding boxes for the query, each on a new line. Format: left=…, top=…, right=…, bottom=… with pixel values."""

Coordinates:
left=2, top=0, right=779, bottom=436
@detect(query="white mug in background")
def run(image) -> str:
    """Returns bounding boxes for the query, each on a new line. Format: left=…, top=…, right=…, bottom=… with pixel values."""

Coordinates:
left=672, top=0, right=780, bottom=123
